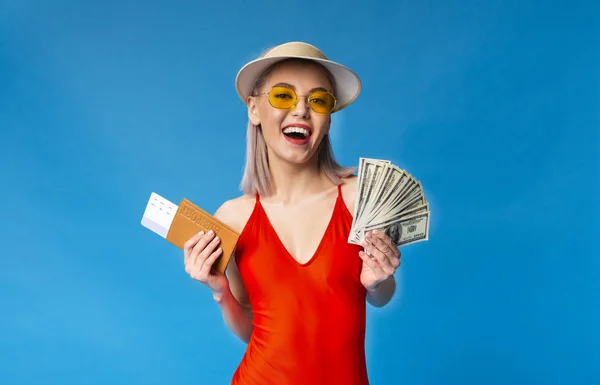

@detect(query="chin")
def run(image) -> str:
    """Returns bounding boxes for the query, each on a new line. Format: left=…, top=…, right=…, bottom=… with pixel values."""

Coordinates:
left=273, top=139, right=320, bottom=165
left=280, top=149, right=317, bottom=165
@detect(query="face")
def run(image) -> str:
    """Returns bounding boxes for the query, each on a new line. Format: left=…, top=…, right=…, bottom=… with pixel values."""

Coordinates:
left=387, top=225, right=400, bottom=243
left=247, top=61, right=334, bottom=166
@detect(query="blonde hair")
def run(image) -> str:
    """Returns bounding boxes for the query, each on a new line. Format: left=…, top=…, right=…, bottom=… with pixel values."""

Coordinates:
left=239, top=58, right=355, bottom=197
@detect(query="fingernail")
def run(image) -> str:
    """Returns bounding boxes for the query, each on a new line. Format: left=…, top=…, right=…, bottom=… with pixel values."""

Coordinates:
left=199, top=231, right=205, bottom=236
left=208, top=230, right=214, bottom=235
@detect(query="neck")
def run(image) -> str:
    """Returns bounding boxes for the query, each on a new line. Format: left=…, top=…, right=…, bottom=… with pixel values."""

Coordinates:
left=266, top=154, right=332, bottom=204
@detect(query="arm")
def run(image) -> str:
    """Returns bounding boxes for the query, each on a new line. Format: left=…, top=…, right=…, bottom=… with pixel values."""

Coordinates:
left=182, top=198, right=255, bottom=344
left=213, top=200, right=255, bottom=343
left=213, top=257, right=254, bottom=343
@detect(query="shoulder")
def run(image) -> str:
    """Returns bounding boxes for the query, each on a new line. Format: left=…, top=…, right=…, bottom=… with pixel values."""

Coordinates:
left=213, top=193, right=257, bottom=233
left=339, top=174, right=358, bottom=215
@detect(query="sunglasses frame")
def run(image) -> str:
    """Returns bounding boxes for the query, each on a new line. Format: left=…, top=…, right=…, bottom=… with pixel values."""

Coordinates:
left=253, top=86, right=337, bottom=114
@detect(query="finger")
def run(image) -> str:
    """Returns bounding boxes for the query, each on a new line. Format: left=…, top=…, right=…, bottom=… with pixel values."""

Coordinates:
left=201, top=247, right=223, bottom=275
left=196, top=233, right=221, bottom=272
left=371, top=246, right=395, bottom=274
left=184, top=231, right=205, bottom=263
left=191, top=244, right=223, bottom=282
left=367, top=231, right=400, bottom=268
left=359, top=250, right=380, bottom=272
left=370, top=230, right=400, bottom=258
left=191, top=230, right=216, bottom=265
left=366, top=231, right=389, bottom=253
left=363, top=238, right=395, bottom=275
left=375, top=230, right=398, bottom=253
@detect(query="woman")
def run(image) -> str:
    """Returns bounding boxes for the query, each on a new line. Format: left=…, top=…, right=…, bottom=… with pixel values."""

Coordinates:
left=182, top=42, right=401, bottom=385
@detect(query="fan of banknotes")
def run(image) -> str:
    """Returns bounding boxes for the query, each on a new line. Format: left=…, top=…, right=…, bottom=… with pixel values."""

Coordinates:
left=348, top=157, right=430, bottom=248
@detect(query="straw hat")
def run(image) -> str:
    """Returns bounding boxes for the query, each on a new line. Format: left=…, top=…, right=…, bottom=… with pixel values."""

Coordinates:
left=235, top=41, right=362, bottom=112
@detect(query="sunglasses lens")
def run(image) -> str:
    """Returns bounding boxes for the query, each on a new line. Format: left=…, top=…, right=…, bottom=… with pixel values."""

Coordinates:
left=309, top=91, right=336, bottom=113
left=268, top=87, right=297, bottom=109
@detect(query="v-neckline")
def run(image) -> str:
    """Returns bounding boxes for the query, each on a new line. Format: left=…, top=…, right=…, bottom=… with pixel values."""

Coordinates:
left=257, top=188, right=341, bottom=267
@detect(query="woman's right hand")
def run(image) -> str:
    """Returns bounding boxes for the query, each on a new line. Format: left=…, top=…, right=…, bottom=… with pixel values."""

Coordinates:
left=183, top=230, right=228, bottom=296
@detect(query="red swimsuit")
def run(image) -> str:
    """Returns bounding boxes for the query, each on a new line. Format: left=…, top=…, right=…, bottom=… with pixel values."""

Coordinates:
left=230, top=184, right=370, bottom=385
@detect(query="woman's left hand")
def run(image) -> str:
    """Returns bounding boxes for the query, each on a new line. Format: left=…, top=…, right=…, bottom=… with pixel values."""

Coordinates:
left=359, top=230, right=401, bottom=292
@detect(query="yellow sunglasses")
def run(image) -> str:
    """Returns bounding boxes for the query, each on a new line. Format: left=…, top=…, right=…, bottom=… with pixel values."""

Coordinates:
left=254, top=86, right=337, bottom=114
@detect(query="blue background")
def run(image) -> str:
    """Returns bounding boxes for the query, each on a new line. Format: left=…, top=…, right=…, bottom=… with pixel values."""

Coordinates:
left=1, top=1, right=599, bottom=384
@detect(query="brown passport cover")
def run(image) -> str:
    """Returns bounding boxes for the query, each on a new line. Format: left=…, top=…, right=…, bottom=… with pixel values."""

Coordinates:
left=165, top=198, right=239, bottom=274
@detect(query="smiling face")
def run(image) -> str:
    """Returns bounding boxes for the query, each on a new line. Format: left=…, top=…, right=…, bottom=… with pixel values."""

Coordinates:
left=247, top=60, right=335, bottom=166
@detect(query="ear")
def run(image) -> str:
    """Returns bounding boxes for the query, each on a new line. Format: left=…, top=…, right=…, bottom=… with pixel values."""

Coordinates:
left=247, top=96, right=261, bottom=126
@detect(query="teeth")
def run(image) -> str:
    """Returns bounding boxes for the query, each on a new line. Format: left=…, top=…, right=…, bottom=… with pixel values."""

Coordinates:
left=282, top=126, right=310, bottom=137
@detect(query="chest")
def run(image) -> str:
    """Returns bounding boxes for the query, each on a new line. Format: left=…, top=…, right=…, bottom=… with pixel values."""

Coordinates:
left=260, top=196, right=337, bottom=265
left=235, top=194, right=365, bottom=303
left=238, top=207, right=363, bottom=300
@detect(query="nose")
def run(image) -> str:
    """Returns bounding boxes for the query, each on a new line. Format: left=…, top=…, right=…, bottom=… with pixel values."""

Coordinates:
left=291, top=96, right=310, bottom=118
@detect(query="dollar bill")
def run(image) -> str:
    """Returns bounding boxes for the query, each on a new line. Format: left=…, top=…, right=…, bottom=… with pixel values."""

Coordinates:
left=351, top=158, right=374, bottom=225
left=371, top=202, right=429, bottom=228
left=348, top=157, right=431, bottom=248
left=362, top=211, right=430, bottom=247
left=349, top=158, right=388, bottom=242
left=354, top=158, right=389, bottom=224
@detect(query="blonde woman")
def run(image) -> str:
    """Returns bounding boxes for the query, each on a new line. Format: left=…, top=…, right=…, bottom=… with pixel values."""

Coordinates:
left=183, top=42, right=401, bottom=385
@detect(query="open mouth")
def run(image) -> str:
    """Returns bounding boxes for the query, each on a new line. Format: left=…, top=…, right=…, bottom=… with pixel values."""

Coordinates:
left=282, top=126, right=311, bottom=141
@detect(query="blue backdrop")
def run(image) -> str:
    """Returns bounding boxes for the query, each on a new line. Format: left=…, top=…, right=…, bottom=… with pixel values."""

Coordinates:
left=1, top=1, right=598, bottom=384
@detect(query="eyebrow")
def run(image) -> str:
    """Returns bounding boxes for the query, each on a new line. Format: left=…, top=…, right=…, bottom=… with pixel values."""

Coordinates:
left=272, top=82, right=330, bottom=93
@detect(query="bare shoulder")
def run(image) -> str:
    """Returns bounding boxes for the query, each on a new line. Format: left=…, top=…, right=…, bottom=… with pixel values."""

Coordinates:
left=213, top=194, right=256, bottom=234
left=340, top=174, right=358, bottom=215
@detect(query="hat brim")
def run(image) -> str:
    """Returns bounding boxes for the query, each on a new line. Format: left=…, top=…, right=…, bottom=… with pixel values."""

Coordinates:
left=235, top=55, right=361, bottom=113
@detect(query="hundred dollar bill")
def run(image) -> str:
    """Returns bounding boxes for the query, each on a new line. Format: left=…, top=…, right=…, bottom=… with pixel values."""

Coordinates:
left=368, top=170, right=413, bottom=223
left=372, top=193, right=427, bottom=226
left=350, top=158, right=388, bottom=241
left=355, top=160, right=389, bottom=229
left=388, top=184, right=425, bottom=218
left=359, top=163, right=398, bottom=227
left=351, top=158, right=373, bottom=224
left=362, top=211, right=430, bottom=247
left=367, top=203, right=429, bottom=232
left=349, top=158, right=372, bottom=243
